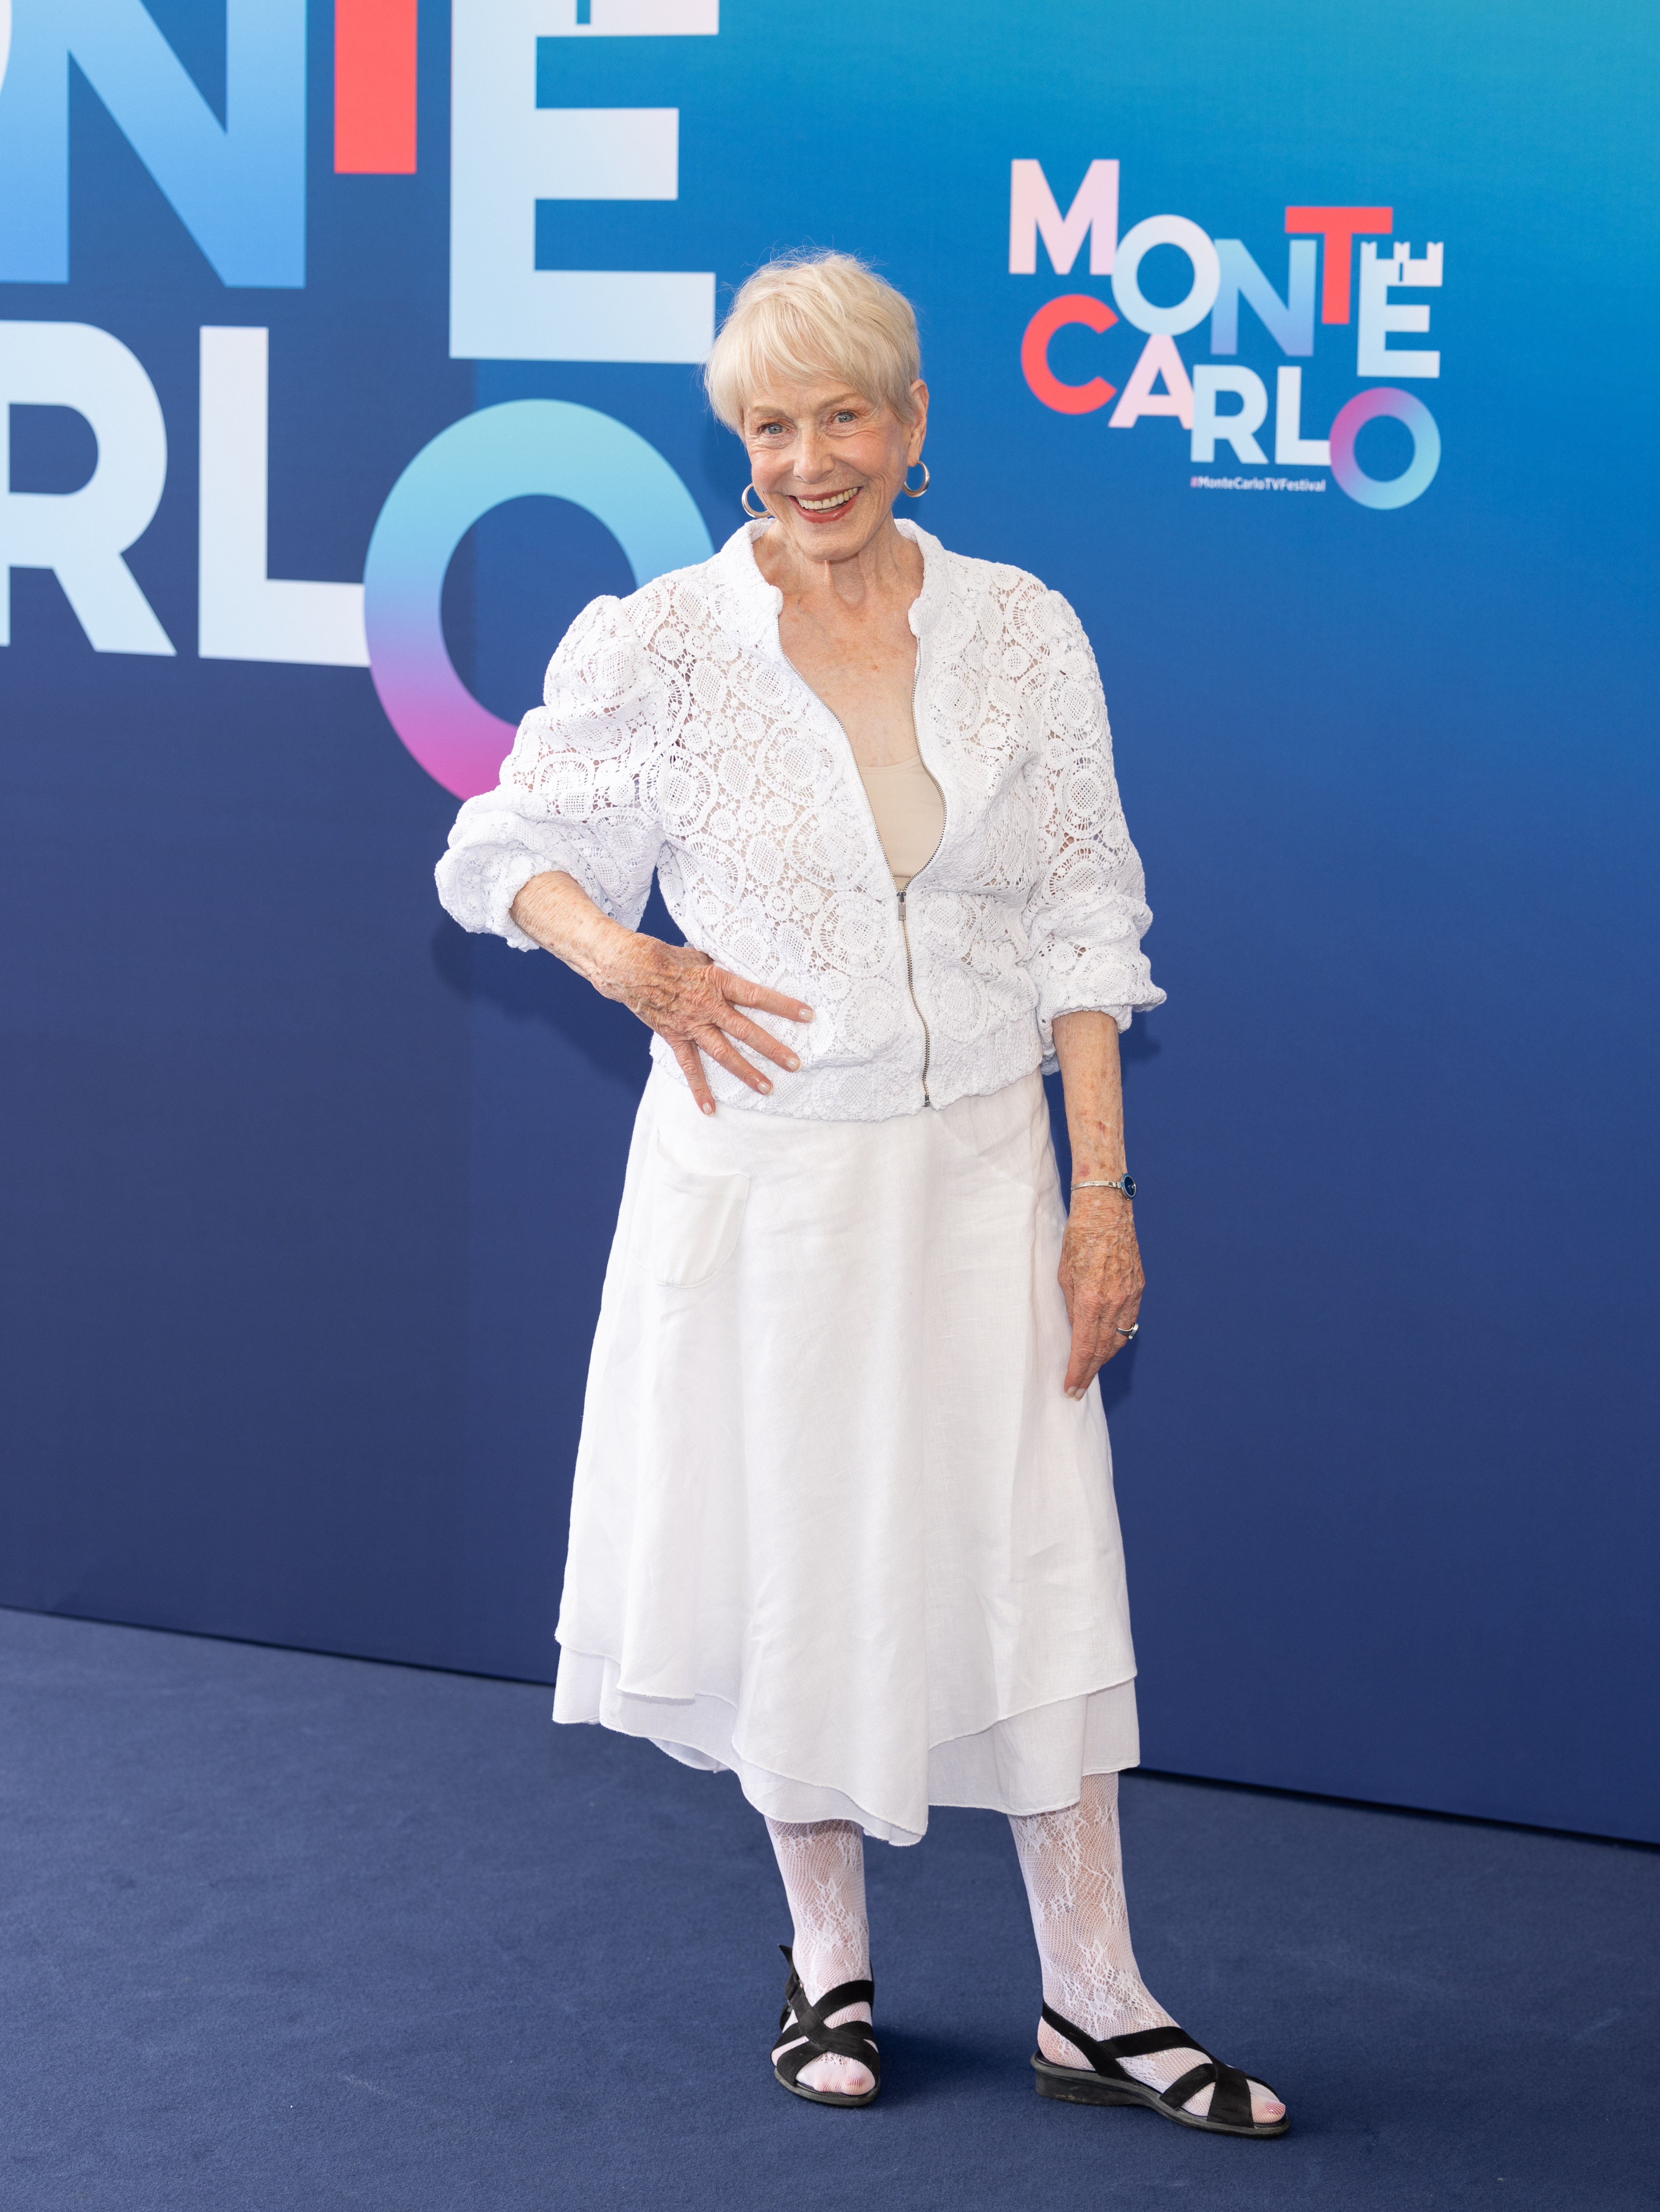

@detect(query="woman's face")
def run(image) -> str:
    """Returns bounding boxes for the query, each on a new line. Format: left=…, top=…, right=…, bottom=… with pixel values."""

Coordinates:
left=742, top=373, right=928, bottom=566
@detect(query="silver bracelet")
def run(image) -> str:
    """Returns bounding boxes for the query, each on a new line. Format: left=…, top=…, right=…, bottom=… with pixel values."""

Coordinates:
left=1072, top=1175, right=1137, bottom=1198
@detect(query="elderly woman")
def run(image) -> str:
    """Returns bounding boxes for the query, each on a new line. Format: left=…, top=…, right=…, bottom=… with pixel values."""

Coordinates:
left=436, top=253, right=1286, bottom=2136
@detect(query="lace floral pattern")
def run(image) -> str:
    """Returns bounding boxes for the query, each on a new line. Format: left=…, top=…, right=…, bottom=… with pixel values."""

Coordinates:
left=1010, top=1774, right=1265, bottom=2115
left=1010, top=1774, right=1171, bottom=2055
left=766, top=1817, right=875, bottom=2094
left=435, top=522, right=1164, bottom=1122
left=766, top=1818, right=871, bottom=1998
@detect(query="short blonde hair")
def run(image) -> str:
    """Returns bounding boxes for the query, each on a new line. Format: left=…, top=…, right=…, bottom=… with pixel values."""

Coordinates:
left=704, top=251, right=922, bottom=432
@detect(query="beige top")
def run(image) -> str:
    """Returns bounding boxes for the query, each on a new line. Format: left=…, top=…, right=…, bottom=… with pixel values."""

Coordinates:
left=857, top=754, right=946, bottom=892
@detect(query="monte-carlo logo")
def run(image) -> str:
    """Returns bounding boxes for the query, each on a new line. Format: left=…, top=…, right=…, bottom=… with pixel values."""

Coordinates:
left=0, top=1, right=1442, bottom=808
left=1009, top=160, right=1443, bottom=509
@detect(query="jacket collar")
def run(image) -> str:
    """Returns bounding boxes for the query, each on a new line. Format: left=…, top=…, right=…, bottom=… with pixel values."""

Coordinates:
left=715, top=517, right=948, bottom=652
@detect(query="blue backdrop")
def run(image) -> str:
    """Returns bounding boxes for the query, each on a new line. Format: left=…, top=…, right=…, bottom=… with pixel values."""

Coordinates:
left=1, top=0, right=1655, bottom=1843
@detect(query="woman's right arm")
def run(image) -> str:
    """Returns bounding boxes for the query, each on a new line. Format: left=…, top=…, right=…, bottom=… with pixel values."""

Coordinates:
left=438, top=596, right=812, bottom=1112
left=509, top=870, right=813, bottom=1116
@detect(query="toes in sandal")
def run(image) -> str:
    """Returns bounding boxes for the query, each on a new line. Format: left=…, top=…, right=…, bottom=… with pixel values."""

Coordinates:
left=1032, top=2008, right=1288, bottom=2138
left=772, top=1944, right=881, bottom=2108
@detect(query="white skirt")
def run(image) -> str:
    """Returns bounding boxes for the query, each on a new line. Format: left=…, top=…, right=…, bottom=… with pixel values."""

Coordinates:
left=553, top=1065, right=1139, bottom=1846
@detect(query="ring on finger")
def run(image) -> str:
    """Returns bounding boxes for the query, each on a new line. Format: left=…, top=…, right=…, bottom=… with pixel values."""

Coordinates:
left=1115, top=1321, right=1140, bottom=1339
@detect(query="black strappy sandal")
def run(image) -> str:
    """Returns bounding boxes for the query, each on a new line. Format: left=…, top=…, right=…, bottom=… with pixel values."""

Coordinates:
left=771, top=1944, right=881, bottom=2108
left=1032, top=2007, right=1289, bottom=2137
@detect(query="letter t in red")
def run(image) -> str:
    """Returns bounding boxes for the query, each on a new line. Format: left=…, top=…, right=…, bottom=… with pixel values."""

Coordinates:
left=336, top=0, right=418, bottom=174
left=1284, top=207, right=1394, bottom=323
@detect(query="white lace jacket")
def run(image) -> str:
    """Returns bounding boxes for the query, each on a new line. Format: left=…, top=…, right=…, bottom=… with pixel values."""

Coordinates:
left=435, top=520, right=1164, bottom=1122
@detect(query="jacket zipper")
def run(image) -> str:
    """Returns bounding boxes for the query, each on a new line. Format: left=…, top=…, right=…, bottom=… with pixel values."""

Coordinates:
left=896, top=627, right=945, bottom=1109
left=897, top=887, right=931, bottom=1105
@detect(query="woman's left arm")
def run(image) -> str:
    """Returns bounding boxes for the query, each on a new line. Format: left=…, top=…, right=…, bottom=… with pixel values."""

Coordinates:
left=1053, top=1010, right=1145, bottom=1399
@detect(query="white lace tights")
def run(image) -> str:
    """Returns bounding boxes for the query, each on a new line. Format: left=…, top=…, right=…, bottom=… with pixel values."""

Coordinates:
left=767, top=1781, right=1277, bottom=2120
left=1009, top=1772, right=1274, bottom=2119
left=766, top=1818, right=875, bottom=2096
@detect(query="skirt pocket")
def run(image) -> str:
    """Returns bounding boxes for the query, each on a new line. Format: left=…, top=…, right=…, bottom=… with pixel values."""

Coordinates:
left=646, top=1133, right=751, bottom=1288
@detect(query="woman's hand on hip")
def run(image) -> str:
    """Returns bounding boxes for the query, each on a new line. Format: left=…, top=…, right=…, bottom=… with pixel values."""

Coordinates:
left=1058, top=1190, right=1144, bottom=1399
left=595, top=935, right=812, bottom=1114
left=508, top=869, right=813, bottom=1112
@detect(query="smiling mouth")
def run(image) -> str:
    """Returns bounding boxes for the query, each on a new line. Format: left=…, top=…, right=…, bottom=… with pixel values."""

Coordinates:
left=794, top=487, right=860, bottom=514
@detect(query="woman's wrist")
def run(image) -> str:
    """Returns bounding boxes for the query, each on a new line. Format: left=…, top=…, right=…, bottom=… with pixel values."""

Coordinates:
left=1069, top=1155, right=1127, bottom=1183
left=1071, top=1190, right=1134, bottom=1217
left=510, top=871, right=636, bottom=987
left=571, top=911, right=641, bottom=995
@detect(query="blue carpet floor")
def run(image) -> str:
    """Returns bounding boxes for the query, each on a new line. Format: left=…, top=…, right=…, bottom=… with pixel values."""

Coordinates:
left=3, top=1606, right=1655, bottom=2212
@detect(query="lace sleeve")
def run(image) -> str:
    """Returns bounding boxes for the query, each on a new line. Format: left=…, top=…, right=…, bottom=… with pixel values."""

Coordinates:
left=434, top=596, right=668, bottom=950
left=1021, top=591, right=1166, bottom=1051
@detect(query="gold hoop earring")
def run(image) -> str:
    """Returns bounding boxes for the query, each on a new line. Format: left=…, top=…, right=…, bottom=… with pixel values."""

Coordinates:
left=900, top=461, right=930, bottom=498
left=740, top=483, right=769, bottom=519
